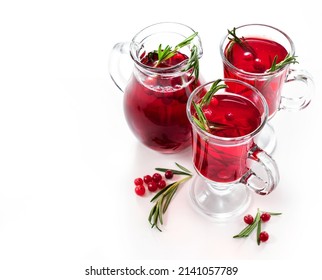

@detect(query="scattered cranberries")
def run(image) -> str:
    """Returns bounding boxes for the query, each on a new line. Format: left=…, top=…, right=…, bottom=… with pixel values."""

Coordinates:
left=260, top=212, right=271, bottom=222
left=165, top=170, right=174, bottom=179
left=152, top=173, right=162, bottom=183
left=135, top=185, right=145, bottom=196
left=134, top=170, right=173, bottom=196
left=259, top=231, right=269, bottom=242
left=243, top=214, right=254, bottom=225
left=134, top=177, right=143, bottom=186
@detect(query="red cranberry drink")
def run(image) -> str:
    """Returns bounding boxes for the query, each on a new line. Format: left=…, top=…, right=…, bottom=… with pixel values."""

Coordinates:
left=109, top=22, right=203, bottom=153
left=124, top=51, right=201, bottom=152
left=192, top=93, right=261, bottom=182
left=220, top=24, right=313, bottom=119
left=187, top=79, right=279, bottom=219
left=224, top=37, right=288, bottom=117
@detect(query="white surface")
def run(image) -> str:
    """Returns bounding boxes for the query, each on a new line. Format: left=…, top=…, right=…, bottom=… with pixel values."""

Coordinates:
left=1, top=0, right=322, bottom=279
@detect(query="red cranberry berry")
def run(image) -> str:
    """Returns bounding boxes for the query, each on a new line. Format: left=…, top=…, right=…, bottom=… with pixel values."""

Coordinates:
left=243, top=214, right=254, bottom=225
left=158, top=179, right=167, bottom=189
left=259, top=231, right=269, bottom=242
left=152, top=173, right=162, bottom=183
left=135, top=185, right=145, bottom=196
left=165, top=170, right=174, bottom=179
left=260, top=212, right=271, bottom=222
left=147, top=181, right=158, bottom=192
left=210, top=97, right=219, bottom=107
left=143, top=175, right=152, bottom=184
left=134, top=177, right=143, bottom=186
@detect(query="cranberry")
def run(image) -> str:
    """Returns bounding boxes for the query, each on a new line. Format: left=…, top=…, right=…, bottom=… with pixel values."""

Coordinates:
left=253, top=58, right=266, bottom=73
left=225, top=112, right=234, bottom=121
left=259, top=231, right=269, bottom=242
left=210, top=97, right=219, bottom=107
left=243, top=51, right=254, bottom=61
left=143, top=175, right=152, bottom=184
left=134, top=177, right=143, bottom=186
left=260, top=212, right=271, bottom=222
left=147, top=181, right=158, bottom=192
left=243, top=214, right=254, bottom=225
left=165, top=170, right=174, bottom=179
left=158, top=179, right=167, bottom=189
left=152, top=173, right=162, bottom=183
left=135, top=185, right=145, bottom=196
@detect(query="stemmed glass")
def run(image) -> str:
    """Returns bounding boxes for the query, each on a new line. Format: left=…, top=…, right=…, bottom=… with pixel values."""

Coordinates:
left=187, top=79, right=279, bottom=220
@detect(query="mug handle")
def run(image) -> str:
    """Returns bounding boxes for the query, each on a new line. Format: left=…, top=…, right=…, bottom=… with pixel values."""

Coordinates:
left=108, top=42, right=131, bottom=93
left=279, top=68, right=314, bottom=111
left=241, top=145, right=280, bottom=195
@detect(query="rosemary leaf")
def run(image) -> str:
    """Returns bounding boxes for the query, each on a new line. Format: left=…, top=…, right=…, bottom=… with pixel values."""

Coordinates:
left=267, top=53, right=298, bottom=73
left=175, top=32, right=198, bottom=50
left=155, top=168, right=191, bottom=176
left=155, top=32, right=200, bottom=80
left=150, top=182, right=176, bottom=202
left=191, top=79, right=228, bottom=133
left=233, top=210, right=260, bottom=238
left=200, top=79, right=227, bottom=107
left=175, top=162, right=192, bottom=174
left=266, top=211, right=282, bottom=216
left=227, top=27, right=256, bottom=56
left=257, top=218, right=262, bottom=245
left=148, top=164, right=193, bottom=231
left=192, top=116, right=206, bottom=131
left=162, top=184, right=179, bottom=213
left=192, top=101, right=209, bottom=132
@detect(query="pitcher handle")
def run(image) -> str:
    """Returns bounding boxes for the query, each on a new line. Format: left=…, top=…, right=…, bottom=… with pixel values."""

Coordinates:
left=279, top=68, right=314, bottom=111
left=241, top=145, right=280, bottom=195
left=108, top=42, right=131, bottom=93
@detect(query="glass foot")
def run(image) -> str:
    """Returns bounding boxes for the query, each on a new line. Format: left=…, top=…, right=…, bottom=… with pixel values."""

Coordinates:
left=189, top=175, right=252, bottom=221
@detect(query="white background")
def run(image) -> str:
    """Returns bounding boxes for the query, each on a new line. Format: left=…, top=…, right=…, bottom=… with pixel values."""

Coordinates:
left=0, top=0, right=321, bottom=279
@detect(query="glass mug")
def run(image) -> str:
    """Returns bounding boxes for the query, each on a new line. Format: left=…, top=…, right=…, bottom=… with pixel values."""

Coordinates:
left=186, top=79, right=279, bottom=220
left=220, top=24, right=314, bottom=153
left=109, top=22, right=203, bottom=153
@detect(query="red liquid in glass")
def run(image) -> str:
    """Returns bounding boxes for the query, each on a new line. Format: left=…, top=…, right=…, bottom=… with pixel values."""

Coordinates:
left=124, top=51, right=200, bottom=152
left=224, top=38, right=288, bottom=116
left=192, top=94, right=261, bottom=182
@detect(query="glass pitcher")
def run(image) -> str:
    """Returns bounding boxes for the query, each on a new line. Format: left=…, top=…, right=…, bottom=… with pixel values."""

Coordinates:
left=109, top=22, right=203, bottom=153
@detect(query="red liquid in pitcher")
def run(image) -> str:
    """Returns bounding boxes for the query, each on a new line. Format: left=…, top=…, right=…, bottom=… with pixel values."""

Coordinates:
left=224, top=38, right=288, bottom=116
left=124, top=51, right=200, bottom=152
left=192, top=94, right=261, bottom=182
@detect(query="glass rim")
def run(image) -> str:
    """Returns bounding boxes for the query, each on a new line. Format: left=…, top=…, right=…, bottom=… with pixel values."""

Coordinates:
left=186, top=78, right=269, bottom=143
left=129, top=21, right=202, bottom=74
left=219, top=23, right=296, bottom=77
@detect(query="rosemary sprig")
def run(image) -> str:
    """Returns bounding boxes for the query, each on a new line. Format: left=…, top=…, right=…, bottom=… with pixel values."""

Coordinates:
left=155, top=32, right=200, bottom=80
left=192, top=79, right=229, bottom=132
left=267, top=53, right=298, bottom=72
left=233, top=210, right=261, bottom=238
left=233, top=209, right=282, bottom=245
left=227, top=28, right=299, bottom=73
left=148, top=163, right=193, bottom=231
left=227, top=27, right=256, bottom=56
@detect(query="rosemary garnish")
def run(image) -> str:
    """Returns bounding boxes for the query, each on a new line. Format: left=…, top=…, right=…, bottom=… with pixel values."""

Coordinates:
left=233, top=209, right=282, bottom=245
left=267, top=53, right=298, bottom=72
left=155, top=32, right=200, bottom=80
left=227, top=27, right=256, bottom=56
left=192, top=79, right=228, bottom=132
left=149, top=163, right=193, bottom=231
left=227, top=27, right=298, bottom=73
